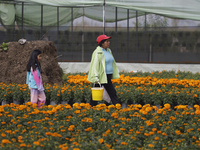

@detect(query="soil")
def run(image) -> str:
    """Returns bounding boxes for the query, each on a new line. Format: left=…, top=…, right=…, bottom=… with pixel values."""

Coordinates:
left=0, top=40, right=63, bottom=85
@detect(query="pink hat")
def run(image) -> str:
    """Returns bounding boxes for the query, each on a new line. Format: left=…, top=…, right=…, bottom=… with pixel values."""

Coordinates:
left=96, top=34, right=112, bottom=44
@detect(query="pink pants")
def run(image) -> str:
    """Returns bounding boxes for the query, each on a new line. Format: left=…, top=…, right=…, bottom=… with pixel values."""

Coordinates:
left=30, top=89, right=46, bottom=108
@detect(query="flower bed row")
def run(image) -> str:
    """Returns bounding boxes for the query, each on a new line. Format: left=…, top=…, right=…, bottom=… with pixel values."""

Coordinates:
left=1, top=103, right=200, bottom=149
left=1, top=71, right=200, bottom=106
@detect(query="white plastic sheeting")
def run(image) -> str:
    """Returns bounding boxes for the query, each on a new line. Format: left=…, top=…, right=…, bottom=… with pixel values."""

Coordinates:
left=58, top=62, right=200, bottom=73
left=1, top=0, right=200, bottom=26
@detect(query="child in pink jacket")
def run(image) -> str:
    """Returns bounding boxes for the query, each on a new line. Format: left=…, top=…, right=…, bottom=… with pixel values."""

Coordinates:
left=26, top=49, right=46, bottom=108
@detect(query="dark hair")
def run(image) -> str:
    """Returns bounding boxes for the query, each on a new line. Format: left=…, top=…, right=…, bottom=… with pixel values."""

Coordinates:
left=98, top=39, right=107, bottom=47
left=27, top=49, right=42, bottom=72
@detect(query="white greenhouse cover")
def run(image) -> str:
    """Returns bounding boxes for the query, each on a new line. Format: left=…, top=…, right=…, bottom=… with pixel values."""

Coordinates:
left=0, top=0, right=200, bottom=26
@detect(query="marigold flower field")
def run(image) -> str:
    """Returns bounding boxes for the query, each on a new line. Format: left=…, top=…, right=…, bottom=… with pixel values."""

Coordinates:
left=1, top=103, right=200, bottom=149
left=1, top=71, right=200, bottom=149
left=1, top=70, right=200, bottom=105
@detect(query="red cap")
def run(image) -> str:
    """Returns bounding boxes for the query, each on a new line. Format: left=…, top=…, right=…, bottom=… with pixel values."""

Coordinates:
left=96, top=34, right=112, bottom=44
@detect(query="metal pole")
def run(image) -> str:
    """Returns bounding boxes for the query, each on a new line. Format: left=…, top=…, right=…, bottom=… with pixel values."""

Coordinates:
left=149, top=40, right=152, bottom=62
left=21, top=2, right=24, bottom=38
left=41, top=5, right=43, bottom=37
left=57, top=7, right=59, bottom=51
left=136, top=11, right=138, bottom=52
left=71, top=7, right=73, bottom=60
left=115, top=7, right=118, bottom=53
left=127, top=9, right=129, bottom=62
left=82, top=8, right=84, bottom=62
left=103, top=0, right=105, bottom=34
left=144, top=12, right=147, bottom=52
left=71, top=7, right=73, bottom=41
left=13, top=3, right=16, bottom=41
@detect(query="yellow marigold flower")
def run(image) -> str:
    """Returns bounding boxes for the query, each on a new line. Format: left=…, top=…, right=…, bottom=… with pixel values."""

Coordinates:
left=157, top=109, right=162, bottom=114
left=152, top=82, right=156, bottom=86
left=65, top=105, right=71, bottom=109
left=164, top=104, right=171, bottom=109
left=145, top=107, right=152, bottom=112
left=142, top=111, right=147, bottom=115
left=105, top=109, right=110, bottom=112
left=194, top=105, right=199, bottom=109
left=108, top=105, right=115, bottom=109
left=195, top=110, right=200, bottom=115
left=116, top=104, right=121, bottom=109
left=74, top=110, right=81, bottom=114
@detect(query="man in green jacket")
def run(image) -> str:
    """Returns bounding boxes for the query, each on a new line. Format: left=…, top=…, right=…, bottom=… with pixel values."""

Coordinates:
left=87, top=34, right=120, bottom=106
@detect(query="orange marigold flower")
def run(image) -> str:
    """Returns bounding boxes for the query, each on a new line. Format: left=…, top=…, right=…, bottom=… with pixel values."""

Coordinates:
left=149, top=131, right=154, bottom=135
left=136, top=131, right=141, bottom=134
left=157, top=130, right=162, bottom=134
left=33, top=141, right=40, bottom=145
left=144, top=133, right=149, bottom=136
left=121, top=142, right=128, bottom=145
left=2, top=139, right=12, bottom=144
left=1, top=133, right=6, bottom=137
left=20, top=143, right=26, bottom=147
left=152, top=128, right=157, bottom=132
left=164, top=104, right=171, bottom=109
left=193, top=136, right=197, bottom=140
left=148, top=144, right=154, bottom=147
left=105, top=109, right=110, bottom=112
left=18, top=136, right=23, bottom=140
left=98, top=139, right=104, bottom=144
left=162, top=132, right=167, bottom=136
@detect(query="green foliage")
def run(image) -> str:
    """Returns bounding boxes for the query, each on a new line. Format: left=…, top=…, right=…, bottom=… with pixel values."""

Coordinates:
left=0, top=42, right=9, bottom=51
left=61, top=86, right=74, bottom=102
left=50, top=85, right=62, bottom=104
left=12, top=85, right=23, bottom=102
left=22, top=86, right=30, bottom=102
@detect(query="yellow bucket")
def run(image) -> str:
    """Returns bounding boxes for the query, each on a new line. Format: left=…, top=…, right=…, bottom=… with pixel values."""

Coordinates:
left=91, top=87, right=103, bottom=101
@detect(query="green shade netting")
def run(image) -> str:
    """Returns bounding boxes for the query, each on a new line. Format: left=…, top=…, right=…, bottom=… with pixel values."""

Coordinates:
left=1, top=0, right=200, bottom=27
left=0, top=3, right=15, bottom=25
